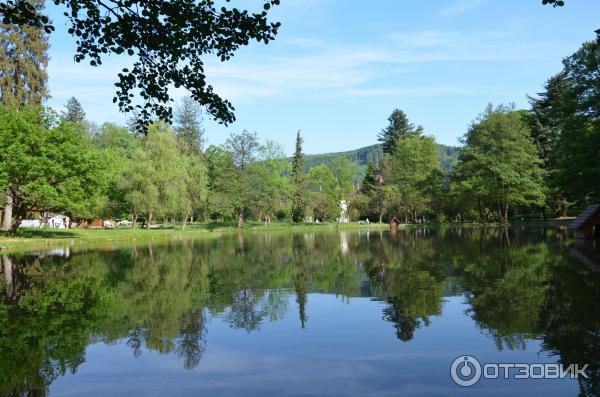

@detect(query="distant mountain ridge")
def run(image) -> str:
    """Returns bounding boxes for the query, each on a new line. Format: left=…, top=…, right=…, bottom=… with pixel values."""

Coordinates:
left=295, top=143, right=460, bottom=183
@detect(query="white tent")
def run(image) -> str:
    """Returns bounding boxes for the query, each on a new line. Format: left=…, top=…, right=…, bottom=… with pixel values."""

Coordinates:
left=48, top=215, right=69, bottom=229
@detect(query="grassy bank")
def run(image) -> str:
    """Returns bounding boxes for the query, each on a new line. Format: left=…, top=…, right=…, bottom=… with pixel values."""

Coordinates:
left=0, top=221, right=390, bottom=253
left=0, top=219, right=573, bottom=254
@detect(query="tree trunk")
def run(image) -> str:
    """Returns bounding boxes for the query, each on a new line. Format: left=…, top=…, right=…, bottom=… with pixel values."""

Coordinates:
left=1, top=190, right=13, bottom=232
left=237, top=210, right=244, bottom=229
left=499, top=203, right=509, bottom=225
left=147, top=210, right=153, bottom=229
left=7, top=206, right=23, bottom=235
left=182, top=211, right=189, bottom=230
left=132, top=211, right=138, bottom=229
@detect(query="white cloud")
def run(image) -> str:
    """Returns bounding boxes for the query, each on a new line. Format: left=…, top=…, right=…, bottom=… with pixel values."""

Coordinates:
left=198, top=28, right=544, bottom=102
left=46, top=23, right=551, bottom=123
left=439, top=0, right=485, bottom=17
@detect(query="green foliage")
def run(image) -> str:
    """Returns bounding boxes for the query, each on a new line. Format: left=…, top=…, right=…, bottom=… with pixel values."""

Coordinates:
left=361, top=161, right=378, bottom=194
left=377, top=109, right=420, bottom=155
left=382, top=134, right=442, bottom=222
left=175, top=96, right=205, bottom=156
left=62, top=96, right=86, bottom=125
left=452, top=104, right=546, bottom=223
left=291, top=131, right=306, bottom=223
left=0, top=0, right=48, bottom=107
left=300, top=143, right=458, bottom=185
left=4, top=227, right=597, bottom=394
left=1, top=0, right=281, bottom=129
left=305, top=158, right=355, bottom=221
left=254, top=141, right=292, bottom=223
left=119, top=123, right=206, bottom=226
left=206, top=145, right=237, bottom=221
left=0, top=106, right=105, bottom=229
left=551, top=41, right=600, bottom=205
left=224, top=131, right=260, bottom=227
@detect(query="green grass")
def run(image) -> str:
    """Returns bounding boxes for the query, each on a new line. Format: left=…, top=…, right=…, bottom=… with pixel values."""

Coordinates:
left=0, top=221, right=389, bottom=253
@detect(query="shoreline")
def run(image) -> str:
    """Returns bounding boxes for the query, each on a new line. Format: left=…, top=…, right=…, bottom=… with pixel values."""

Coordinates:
left=0, top=219, right=573, bottom=254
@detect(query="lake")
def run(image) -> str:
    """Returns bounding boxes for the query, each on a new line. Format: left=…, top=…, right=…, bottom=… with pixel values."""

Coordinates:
left=1, top=228, right=599, bottom=396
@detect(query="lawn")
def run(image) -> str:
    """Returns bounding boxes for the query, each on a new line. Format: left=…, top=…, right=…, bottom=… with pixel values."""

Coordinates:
left=0, top=221, right=390, bottom=253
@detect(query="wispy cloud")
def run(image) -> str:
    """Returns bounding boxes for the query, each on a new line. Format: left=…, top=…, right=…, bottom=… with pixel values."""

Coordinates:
left=438, top=0, right=485, bottom=17
left=47, top=23, right=552, bottom=123
left=200, top=27, right=546, bottom=102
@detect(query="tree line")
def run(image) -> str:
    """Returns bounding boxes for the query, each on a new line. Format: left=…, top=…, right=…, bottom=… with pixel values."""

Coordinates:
left=1, top=3, right=598, bottom=231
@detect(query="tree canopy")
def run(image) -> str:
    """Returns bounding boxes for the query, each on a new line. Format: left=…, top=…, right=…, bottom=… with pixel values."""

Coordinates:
left=1, top=0, right=281, bottom=130
left=0, top=106, right=105, bottom=231
left=452, top=105, right=546, bottom=223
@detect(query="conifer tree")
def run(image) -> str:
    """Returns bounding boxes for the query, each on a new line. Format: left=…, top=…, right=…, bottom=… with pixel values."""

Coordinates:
left=62, top=96, right=86, bottom=124
left=377, top=109, right=418, bottom=155
left=0, top=0, right=48, bottom=107
left=361, top=161, right=378, bottom=194
left=175, top=96, right=205, bottom=155
left=291, top=131, right=306, bottom=223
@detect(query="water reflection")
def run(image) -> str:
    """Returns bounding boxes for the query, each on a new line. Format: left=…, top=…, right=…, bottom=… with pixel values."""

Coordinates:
left=0, top=228, right=599, bottom=396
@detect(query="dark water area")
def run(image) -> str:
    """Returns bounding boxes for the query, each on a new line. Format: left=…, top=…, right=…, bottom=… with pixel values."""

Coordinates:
left=0, top=228, right=599, bottom=396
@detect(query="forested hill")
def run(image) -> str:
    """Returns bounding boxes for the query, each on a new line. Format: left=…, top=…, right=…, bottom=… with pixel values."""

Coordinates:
left=296, top=143, right=460, bottom=183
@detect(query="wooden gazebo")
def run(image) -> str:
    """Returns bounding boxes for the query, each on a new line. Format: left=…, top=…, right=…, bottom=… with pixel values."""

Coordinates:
left=389, top=217, right=401, bottom=233
left=569, top=205, right=600, bottom=240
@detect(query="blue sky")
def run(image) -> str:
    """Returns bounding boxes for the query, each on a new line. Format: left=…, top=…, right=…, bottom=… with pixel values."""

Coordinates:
left=45, top=0, right=600, bottom=154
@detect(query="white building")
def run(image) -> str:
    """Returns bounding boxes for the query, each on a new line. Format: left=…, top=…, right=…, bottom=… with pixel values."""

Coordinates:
left=47, top=215, right=70, bottom=229
left=20, top=219, right=42, bottom=228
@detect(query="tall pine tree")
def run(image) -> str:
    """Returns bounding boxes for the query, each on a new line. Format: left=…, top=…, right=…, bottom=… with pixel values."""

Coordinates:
left=0, top=0, right=49, bottom=231
left=0, top=0, right=49, bottom=107
left=62, top=96, right=86, bottom=124
left=361, top=161, right=378, bottom=194
left=377, top=109, right=419, bottom=155
left=291, top=130, right=306, bottom=223
left=527, top=72, right=568, bottom=216
left=175, top=96, right=206, bottom=155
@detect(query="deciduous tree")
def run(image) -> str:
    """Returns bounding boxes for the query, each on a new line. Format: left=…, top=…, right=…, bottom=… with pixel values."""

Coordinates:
left=0, top=106, right=105, bottom=233
left=452, top=104, right=546, bottom=224
left=0, top=0, right=281, bottom=130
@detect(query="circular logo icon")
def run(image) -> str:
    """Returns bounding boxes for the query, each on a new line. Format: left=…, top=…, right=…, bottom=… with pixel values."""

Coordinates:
left=450, top=355, right=482, bottom=387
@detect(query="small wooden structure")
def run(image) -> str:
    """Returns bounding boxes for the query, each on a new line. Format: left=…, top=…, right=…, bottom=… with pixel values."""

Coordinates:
left=89, top=219, right=104, bottom=229
left=569, top=205, right=600, bottom=240
left=390, top=217, right=401, bottom=233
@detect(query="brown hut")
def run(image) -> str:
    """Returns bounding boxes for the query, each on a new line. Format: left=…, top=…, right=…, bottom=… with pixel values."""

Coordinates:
left=89, top=219, right=104, bottom=229
left=569, top=205, right=600, bottom=240
left=389, top=217, right=401, bottom=233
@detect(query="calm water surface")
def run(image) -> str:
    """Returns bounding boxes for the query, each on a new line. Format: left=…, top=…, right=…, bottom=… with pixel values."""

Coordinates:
left=1, top=228, right=599, bottom=396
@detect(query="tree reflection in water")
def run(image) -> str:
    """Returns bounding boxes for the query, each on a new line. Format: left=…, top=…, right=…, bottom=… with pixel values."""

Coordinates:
left=0, top=227, right=598, bottom=396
